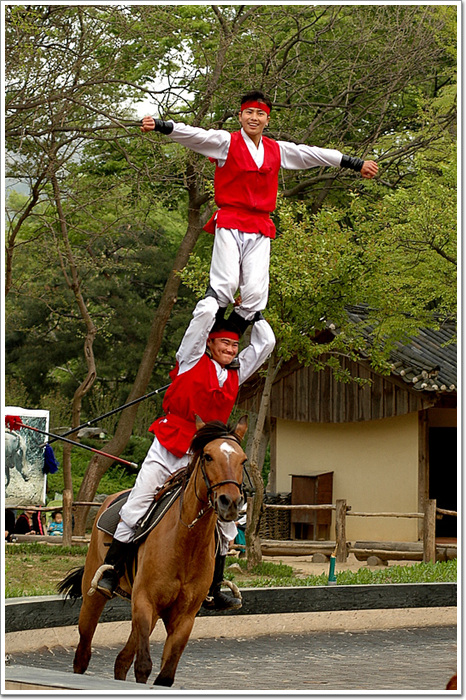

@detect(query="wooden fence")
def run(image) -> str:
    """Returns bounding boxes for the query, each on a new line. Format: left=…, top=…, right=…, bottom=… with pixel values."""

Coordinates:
left=264, top=499, right=456, bottom=564
left=7, top=499, right=457, bottom=564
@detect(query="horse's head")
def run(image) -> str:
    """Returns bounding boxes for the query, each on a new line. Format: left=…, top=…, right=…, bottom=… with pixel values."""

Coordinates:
left=190, top=416, right=248, bottom=523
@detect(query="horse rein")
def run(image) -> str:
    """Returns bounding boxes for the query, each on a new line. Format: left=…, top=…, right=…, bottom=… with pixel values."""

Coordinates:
left=180, top=434, right=245, bottom=529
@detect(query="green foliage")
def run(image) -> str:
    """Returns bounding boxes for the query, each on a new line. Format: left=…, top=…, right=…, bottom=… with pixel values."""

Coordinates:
left=5, top=4, right=456, bottom=500
left=44, top=442, right=138, bottom=502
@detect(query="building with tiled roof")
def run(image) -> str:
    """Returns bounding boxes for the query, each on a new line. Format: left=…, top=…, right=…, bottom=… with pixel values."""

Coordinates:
left=238, top=308, right=457, bottom=544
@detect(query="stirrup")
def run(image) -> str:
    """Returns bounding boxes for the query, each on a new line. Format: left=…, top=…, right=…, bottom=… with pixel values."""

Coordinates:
left=88, top=563, right=117, bottom=598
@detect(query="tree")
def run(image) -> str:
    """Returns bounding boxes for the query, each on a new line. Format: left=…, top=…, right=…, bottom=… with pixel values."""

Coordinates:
left=5, top=5, right=456, bottom=536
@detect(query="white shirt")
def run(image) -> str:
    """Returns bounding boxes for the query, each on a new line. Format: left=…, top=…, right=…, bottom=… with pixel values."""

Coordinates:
left=167, top=122, right=343, bottom=170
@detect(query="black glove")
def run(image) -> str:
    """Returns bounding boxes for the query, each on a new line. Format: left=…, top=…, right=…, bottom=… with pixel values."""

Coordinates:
left=340, top=155, right=364, bottom=172
left=153, top=119, right=174, bottom=135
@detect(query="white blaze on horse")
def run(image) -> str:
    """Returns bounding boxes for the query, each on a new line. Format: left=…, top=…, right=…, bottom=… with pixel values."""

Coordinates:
left=58, top=416, right=247, bottom=687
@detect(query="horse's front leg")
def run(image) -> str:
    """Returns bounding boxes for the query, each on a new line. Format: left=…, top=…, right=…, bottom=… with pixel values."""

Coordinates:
left=114, top=613, right=159, bottom=681
left=132, top=592, right=157, bottom=684
left=154, top=612, right=197, bottom=687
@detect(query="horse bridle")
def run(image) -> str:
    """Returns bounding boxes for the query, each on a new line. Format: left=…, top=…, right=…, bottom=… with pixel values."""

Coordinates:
left=180, top=434, right=246, bottom=529
left=199, top=435, right=245, bottom=501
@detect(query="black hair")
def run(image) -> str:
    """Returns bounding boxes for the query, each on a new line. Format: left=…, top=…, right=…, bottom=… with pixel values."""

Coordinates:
left=240, top=90, right=272, bottom=112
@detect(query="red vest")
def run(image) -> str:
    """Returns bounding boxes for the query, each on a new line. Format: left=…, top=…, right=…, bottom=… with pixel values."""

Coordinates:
left=149, top=354, right=239, bottom=458
left=204, top=131, right=281, bottom=239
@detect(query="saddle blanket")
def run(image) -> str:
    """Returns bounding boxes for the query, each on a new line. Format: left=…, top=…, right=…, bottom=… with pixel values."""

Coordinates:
left=96, top=483, right=183, bottom=543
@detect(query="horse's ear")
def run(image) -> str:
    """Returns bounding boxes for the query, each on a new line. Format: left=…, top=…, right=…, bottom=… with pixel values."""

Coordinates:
left=234, top=415, right=248, bottom=441
left=195, top=415, right=205, bottom=431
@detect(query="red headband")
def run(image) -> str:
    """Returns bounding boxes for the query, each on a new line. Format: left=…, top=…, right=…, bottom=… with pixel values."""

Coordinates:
left=240, top=100, right=271, bottom=115
left=208, top=330, right=240, bottom=341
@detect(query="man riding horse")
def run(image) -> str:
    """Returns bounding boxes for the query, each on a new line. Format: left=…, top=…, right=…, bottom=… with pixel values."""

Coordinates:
left=97, top=296, right=275, bottom=609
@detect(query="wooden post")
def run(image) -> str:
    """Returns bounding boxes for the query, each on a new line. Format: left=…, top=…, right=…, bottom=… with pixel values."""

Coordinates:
left=418, top=410, right=429, bottom=540
left=62, top=488, right=73, bottom=546
left=335, top=499, right=347, bottom=563
left=423, top=498, right=436, bottom=563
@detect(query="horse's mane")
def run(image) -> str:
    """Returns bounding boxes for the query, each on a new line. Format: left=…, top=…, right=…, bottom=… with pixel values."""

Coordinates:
left=188, top=420, right=241, bottom=473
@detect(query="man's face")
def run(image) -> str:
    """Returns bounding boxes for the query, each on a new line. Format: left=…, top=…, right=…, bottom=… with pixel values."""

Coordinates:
left=207, top=336, right=239, bottom=367
left=238, top=106, right=270, bottom=140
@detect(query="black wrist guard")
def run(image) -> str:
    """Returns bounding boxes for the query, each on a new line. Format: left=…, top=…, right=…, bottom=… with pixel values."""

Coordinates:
left=341, top=155, right=364, bottom=172
left=153, top=119, right=174, bottom=135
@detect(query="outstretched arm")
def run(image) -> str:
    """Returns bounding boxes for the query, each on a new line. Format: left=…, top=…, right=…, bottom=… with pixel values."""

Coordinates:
left=141, top=116, right=230, bottom=160
left=278, top=141, right=378, bottom=178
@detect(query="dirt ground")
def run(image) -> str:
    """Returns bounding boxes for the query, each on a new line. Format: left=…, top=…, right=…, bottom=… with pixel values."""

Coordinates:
left=5, top=553, right=457, bottom=655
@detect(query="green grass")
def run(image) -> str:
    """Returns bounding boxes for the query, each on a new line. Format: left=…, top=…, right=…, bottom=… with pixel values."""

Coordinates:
left=224, top=556, right=457, bottom=588
left=5, top=543, right=88, bottom=598
left=4, top=545, right=456, bottom=598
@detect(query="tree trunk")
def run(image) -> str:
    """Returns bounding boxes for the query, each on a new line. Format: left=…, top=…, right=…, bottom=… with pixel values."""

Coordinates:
left=50, top=164, right=98, bottom=543
left=245, top=352, right=282, bottom=569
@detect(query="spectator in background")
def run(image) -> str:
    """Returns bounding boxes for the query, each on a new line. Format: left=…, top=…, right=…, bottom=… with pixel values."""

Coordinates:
left=5, top=509, right=16, bottom=541
left=47, top=510, right=63, bottom=537
left=14, top=510, right=37, bottom=535
left=14, top=509, right=44, bottom=535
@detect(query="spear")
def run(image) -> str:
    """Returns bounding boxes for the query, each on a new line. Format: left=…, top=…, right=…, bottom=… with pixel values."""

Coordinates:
left=5, top=415, right=138, bottom=469
left=44, top=383, right=170, bottom=446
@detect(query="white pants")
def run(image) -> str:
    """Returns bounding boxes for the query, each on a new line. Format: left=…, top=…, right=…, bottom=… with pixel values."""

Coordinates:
left=209, top=228, right=270, bottom=321
left=115, top=437, right=237, bottom=555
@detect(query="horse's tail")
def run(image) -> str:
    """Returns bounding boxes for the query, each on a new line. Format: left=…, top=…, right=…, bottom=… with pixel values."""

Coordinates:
left=57, top=566, right=85, bottom=599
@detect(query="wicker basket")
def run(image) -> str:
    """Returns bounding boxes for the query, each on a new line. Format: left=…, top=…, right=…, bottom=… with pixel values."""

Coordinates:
left=259, top=493, right=291, bottom=540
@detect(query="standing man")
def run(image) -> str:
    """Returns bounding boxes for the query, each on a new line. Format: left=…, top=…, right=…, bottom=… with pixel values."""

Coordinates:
left=141, top=90, right=378, bottom=324
left=97, top=296, right=275, bottom=609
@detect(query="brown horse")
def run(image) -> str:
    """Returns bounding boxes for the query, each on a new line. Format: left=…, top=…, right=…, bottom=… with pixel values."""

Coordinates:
left=58, top=416, right=247, bottom=687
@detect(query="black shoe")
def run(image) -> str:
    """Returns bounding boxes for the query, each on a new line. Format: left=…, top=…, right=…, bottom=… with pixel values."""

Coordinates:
left=227, top=310, right=251, bottom=337
left=202, top=553, right=242, bottom=611
left=96, top=567, right=120, bottom=599
left=203, top=590, right=242, bottom=611
left=95, top=538, right=131, bottom=599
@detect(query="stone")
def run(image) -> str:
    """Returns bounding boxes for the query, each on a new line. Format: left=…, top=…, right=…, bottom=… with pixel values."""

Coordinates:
left=312, top=553, right=329, bottom=563
left=367, top=555, right=388, bottom=567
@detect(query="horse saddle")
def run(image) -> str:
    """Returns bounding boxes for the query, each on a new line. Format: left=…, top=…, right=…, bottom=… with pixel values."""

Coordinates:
left=96, top=466, right=188, bottom=543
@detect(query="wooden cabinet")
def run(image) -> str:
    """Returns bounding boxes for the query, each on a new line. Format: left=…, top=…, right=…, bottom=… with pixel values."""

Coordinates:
left=290, top=472, right=333, bottom=540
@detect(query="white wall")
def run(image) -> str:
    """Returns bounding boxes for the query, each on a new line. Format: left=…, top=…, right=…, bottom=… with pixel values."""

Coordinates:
left=275, top=413, right=420, bottom=542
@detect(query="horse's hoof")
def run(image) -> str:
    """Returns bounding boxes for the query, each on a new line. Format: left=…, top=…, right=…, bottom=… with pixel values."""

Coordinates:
left=153, top=675, right=174, bottom=687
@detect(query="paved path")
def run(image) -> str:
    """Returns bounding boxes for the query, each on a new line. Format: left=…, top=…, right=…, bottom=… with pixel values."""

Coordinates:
left=7, top=625, right=457, bottom=692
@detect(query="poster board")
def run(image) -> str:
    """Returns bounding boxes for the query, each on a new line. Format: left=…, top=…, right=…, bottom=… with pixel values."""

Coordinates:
left=5, top=407, right=49, bottom=506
